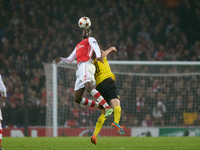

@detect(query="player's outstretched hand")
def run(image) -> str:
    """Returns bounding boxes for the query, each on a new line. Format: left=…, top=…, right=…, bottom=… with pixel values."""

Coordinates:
left=53, top=57, right=61, bottom=65
left=101, top=46, right=117, bottom=58
left=109, top=46, right=117, bottom=52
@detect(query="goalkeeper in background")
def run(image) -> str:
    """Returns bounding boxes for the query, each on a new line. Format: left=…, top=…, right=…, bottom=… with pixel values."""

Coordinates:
left=91, top=47, right=125, bottom=145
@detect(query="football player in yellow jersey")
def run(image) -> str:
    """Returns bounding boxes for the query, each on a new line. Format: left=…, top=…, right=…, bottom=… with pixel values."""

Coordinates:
left=91, top=47, right=125, bottom=145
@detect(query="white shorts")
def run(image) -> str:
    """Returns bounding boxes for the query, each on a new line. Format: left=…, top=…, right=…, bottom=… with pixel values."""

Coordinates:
left=74, top=62, right=96, bottom=91
left=0, top=108, right=2, bottom=120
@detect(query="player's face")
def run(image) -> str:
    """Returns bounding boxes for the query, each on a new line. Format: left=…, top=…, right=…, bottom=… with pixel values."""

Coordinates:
left=82, top=29, right=91, bottom=39
left=82, top=30, right=85, bottom=37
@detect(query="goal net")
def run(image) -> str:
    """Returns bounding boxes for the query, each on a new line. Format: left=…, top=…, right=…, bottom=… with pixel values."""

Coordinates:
left=43, top=61, right=200, bottom=137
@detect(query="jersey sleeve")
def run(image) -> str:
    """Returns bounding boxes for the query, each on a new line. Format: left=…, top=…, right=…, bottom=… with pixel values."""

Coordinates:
left=89, top=37, right=101, bottom=58
left=61, top=48, right=76, bottom=63
left=0, top=77, right=7, bottom=98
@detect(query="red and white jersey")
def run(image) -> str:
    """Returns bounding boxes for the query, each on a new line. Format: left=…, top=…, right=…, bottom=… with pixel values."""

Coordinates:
left=61, top=37, right=101, bottom=64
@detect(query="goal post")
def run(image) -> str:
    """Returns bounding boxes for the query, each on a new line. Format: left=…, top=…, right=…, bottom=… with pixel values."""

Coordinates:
left=52, top=63, right=57, bottom=137
left=43, top=61, right=200, bottom=137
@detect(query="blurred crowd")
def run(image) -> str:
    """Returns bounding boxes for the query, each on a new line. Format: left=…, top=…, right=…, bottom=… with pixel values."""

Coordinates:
left=0, top=0, right=200, bottom=127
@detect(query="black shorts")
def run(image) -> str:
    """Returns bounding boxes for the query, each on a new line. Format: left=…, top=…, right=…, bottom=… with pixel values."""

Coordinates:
left=96, top=77, right=119, bottom=106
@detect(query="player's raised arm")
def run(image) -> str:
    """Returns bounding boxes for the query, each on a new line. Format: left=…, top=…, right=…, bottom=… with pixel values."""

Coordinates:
left=53, top=48, right=76, bottom=65
left=101, top=47, right=117, bottom=58
left=88, top=37, right=102, bottom=61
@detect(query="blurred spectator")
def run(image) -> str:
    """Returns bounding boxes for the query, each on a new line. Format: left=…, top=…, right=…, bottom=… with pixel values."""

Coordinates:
left=78, top=106, right=91, bottom=126
left=136, top=92, right=145, bottom=113
left=64, top=116, right=78, bottom=128
left=195, top=88, right=200, bottom=112
left=152, top=101, right=166, bottom=126
left=29, top=89, right=39, bottom=106
left=28, top=101, right=36, bottom=126
left=120, top=114, right=128, bottom=127
left=58, top=96, right=71, bottom=126
left=172, top=103, right=183, bottom=126
left=35, top=99, right=46, bottom=126
left=126, top=115, right=140, bottom=127
left=194, top=113, right=200, bottom=126
left=165, top=96, right=175, bottom=125
left=169, top=115, right=178, bottom=126
left=9, top=102, right=19, bottom=125
left=183, top=102, right=197, bottom=126
left=138, top=104, right=152, bottom=123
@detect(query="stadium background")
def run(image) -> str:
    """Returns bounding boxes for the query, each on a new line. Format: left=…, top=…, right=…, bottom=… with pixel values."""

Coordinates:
left=0, top=0, right=200, bottom=137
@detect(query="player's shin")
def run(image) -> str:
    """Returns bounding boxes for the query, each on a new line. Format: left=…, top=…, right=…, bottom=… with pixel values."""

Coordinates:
left=0, top=123, right=2, bottom=147
left=93, top=114, right=106, bottom=136
left=90, top=89, right=111, bottom=109
left=114, top=106, right=121, bottom=124
left=80, top=98, right=100, bottom=109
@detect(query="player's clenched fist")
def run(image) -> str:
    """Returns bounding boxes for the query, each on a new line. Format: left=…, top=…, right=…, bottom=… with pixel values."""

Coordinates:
left=109, top=46, right=117, bottom=52
left=53, top=57, right=61, bottom=65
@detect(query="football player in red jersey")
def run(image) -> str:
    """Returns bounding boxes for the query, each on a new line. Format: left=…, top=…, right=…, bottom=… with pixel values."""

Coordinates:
left=53, top=29, right=113, bottom=118
left=90, top=48, right=125, bottom=145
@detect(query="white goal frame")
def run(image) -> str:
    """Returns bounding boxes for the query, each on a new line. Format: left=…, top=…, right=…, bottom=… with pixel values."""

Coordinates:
left=51, top=61, right=200, bottom=137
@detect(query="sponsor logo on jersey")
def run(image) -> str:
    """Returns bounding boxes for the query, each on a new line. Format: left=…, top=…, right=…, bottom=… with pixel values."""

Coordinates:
left=76, top=45, right=85, bottom=50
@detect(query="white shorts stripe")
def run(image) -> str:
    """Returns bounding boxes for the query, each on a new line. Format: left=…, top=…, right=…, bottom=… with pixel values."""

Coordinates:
left=103, top=103, right=108, bottom=108
left=95, top=102, right=99, bottom=108
left=87, top=100, right=92, bottom=106
left=97, top=96, right=104, bottom=102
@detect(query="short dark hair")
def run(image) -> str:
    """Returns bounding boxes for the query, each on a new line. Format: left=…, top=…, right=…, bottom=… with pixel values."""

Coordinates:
left=82, top=28, right=92, bottom=39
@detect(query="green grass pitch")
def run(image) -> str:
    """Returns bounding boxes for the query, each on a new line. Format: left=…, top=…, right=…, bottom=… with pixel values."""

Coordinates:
left=2, top=137, right=200, bottom=150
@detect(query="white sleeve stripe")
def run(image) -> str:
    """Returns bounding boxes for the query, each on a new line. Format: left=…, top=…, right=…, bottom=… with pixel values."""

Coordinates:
left=89, top=37, right=101, bottom=58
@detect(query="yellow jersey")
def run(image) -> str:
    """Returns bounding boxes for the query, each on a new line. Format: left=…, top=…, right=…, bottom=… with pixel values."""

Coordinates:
left=183, top=111, right=197, bottom=125
left=93, top=57, right=115, bottom=86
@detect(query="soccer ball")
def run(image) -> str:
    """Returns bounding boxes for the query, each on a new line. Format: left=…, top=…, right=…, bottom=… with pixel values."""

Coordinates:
left=78, top=17, right=91, bottom=29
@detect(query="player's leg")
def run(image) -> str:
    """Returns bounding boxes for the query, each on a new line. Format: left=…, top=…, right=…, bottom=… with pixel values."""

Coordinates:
left=85, top=82, right=111, bottom=109
left=74, top=88, right=100, bottom=109
left=0, top=109, right=3, bottom=150
left=93, top=109, right=106, bottom=136
left=91, top=109, right=106, bottom=145
left=110, top=98, right=125, bottom=135
left=0, top=77, right=5, bottom=150
left=74, top=87, right=85, bottom=104
left=85, top=82, right=113, bottom=117
left=80, top=98, right=101, bottom=109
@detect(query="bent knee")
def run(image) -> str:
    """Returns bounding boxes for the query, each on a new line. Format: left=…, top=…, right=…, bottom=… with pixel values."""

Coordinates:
left=75, top=98, right=81, bottom=104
